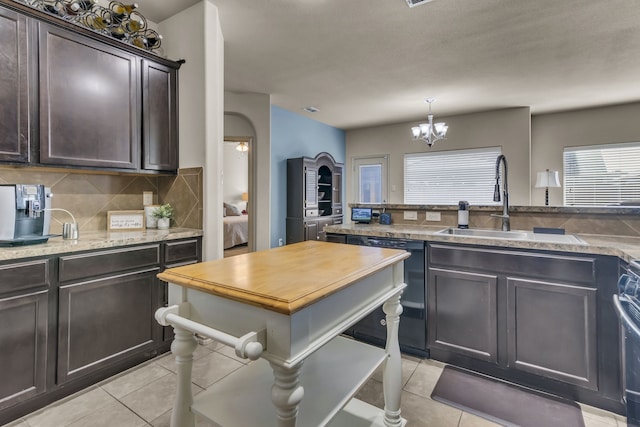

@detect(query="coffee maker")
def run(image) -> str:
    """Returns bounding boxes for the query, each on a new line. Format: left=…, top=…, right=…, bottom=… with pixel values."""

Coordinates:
left=0, top=184, right=52, bottom=245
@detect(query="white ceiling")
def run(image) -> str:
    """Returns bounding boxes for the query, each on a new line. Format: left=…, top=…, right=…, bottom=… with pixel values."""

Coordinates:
left=136, top=0, right=640, bottom=130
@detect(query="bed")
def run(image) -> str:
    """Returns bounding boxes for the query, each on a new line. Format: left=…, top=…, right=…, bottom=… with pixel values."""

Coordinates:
left=223, top=214, right=249, bottom=249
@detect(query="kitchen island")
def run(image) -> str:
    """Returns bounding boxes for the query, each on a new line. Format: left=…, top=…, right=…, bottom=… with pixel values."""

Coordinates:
left=156, top=240, right=410, bottom=427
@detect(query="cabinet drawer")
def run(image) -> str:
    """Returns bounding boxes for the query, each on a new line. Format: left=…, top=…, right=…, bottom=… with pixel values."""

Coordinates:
left=59, top=244, right=160, bottom=282
left=165, top=239, right=200, bottom=265
left=428, top=244, right=597, bottom=286
left=0, top=259, right=50, bottom=294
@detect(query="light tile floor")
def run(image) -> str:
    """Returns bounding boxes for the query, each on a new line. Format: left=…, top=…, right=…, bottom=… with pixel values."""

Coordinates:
left=3, top=341, right=628, bottom=427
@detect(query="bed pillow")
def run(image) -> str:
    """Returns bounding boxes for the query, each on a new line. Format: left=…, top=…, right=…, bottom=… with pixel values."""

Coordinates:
left=223, top=205, right=227, bottom=217
left=224, top=202, right=242, bottom=216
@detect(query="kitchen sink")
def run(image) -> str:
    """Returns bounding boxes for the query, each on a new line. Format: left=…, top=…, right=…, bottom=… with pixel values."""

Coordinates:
left=435, top=228, right=586, bottom=244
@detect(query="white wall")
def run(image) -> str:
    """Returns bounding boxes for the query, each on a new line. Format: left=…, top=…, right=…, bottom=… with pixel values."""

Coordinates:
left=346, top=107, right=531, bottom=206
left=531, top=102, right=640, bottom=205
left=222, top=142, right=248, bottom=208
left=224, top=92, right=271, bottom=251
left=159, top=0, right=224, bottom=261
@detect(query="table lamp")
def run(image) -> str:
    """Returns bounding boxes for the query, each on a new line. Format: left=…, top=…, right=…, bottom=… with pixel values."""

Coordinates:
left=535, top=169, right=561, bottom=206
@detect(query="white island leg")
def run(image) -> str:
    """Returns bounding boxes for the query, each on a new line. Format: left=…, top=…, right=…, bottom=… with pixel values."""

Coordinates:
left=270, top=361, right=305, bottom=427
left=382, top=293, right=404, bottom=427
left=170, top=326, right=198, bottom=427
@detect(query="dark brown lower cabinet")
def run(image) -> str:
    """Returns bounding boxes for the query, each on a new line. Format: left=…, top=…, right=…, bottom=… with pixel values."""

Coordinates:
left=0, top=289, right=48, bottom=411
left=507, top=277, right=597, bottom=390
left=57, top=269, right=161, bottom=383
left=428, top=268, right=498, bottom=363
left=0, top=237, right=202, bottom=426
left=427, top=242, right=622, bottom=414
left=0, top=258, right=50, bottom=412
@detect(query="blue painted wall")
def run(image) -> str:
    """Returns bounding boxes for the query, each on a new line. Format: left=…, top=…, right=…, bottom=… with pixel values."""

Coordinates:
left=270, top=105, right=346, bottom=248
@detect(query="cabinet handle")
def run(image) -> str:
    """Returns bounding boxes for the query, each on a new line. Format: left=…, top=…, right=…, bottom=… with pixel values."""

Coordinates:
left=379, top=318, right=387, bottom=326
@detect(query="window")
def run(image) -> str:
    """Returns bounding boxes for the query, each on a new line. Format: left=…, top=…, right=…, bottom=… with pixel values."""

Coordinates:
left=564, top=142, right=640, bottom=206
left=404, top=147, right=502, bottom=205
left=354, top=156, right=388, bottom=204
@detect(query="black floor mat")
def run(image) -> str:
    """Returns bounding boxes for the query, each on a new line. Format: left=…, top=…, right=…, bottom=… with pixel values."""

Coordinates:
left=431, top=366, right=585, bottom=427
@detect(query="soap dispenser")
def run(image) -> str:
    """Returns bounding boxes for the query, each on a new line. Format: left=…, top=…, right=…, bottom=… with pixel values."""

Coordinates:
left=458, top=201, right=469, bottom=229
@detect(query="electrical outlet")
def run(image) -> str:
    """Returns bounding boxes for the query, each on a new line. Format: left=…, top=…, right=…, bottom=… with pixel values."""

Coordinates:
left=278, top=238, right=284, bottom=246
left=403, top=211, right=418, bottom=220
left=426, top=212, right=441, bottom=221
left=143, top=191, right=153, bottom=206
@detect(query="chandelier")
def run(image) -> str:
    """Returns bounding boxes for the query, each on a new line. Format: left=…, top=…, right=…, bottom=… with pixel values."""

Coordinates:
left=411, top=98, right=448, bottom=147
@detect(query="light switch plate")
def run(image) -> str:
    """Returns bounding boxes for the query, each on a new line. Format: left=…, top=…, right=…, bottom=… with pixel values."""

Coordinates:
left=403, top=211, right=418, bottom=220
left=426, top=212, right=441, bottom=221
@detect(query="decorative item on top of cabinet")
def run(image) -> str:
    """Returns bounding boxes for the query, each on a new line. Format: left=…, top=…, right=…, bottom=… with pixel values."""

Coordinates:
left=15, top=0, right=163, bottom=52
left=286, top=152, right=344, bottom=244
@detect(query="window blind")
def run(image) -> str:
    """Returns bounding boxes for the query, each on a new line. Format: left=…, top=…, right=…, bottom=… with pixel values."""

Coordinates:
left=404, top=147, right=502, bottom=205
left=564, top=142, right=640, bottom=206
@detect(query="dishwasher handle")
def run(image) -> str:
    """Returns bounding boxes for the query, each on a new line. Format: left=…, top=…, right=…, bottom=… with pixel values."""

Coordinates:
left=613, top=294, right=640, bottom=339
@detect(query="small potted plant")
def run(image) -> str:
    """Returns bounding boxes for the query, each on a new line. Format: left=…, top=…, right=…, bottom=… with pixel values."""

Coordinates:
left=152, top=203, right=174, bottom=230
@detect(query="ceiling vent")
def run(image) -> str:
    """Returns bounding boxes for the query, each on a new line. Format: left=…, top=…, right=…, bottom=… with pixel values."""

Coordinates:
left=405, top=0, right=436, bottom=7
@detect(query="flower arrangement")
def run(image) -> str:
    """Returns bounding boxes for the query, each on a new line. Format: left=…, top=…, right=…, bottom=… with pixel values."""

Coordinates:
left=152, top=203, right=173, bottom=230
left=151, top=203, right=174, bottom=219
left=152, top=203, right=174, bottom=219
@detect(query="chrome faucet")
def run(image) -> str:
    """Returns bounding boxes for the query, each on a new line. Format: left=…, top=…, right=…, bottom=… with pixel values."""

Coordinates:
left=492, top=154, right=510, bottom=231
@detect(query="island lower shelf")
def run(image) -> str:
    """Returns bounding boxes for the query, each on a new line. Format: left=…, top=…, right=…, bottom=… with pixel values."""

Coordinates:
left=191, top=335, right=400, bottom=427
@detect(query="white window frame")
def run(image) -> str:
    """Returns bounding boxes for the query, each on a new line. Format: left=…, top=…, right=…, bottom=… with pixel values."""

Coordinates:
left=353, top=155, right=389, bottom=204
left=404, top=147, right=502, bottom=205
left=563, top=142, right=640, bottom=206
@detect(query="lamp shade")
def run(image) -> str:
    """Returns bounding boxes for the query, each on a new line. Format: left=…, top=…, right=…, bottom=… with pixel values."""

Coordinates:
left=241, top=192, right=249, bottom=202
left=535, top=170, right=561, bottom=188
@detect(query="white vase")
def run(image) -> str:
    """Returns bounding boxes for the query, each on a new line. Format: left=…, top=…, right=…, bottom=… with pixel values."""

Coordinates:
left=157, top=218, right=170, bottom=230
left=144, top=205, right=159, bottom=228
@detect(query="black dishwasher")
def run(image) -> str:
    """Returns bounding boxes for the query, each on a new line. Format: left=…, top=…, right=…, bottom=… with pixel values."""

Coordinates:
left=614, top=260, right=640, bottom=427
left=345, top=235, right=427, bottom=357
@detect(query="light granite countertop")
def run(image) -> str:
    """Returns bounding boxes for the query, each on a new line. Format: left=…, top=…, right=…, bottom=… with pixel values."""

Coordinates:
left=0, top=228, right=203, bottom=261
left=325, top=223, right=640, bottom=263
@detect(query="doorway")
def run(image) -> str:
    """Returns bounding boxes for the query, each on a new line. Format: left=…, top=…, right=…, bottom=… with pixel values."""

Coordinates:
left=223, top=137, right=252, bottom=257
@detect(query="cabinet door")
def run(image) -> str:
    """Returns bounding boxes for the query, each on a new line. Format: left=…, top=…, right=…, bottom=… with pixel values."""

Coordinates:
left=332, top=165, right=342, bottom=213
left=304, top=161, right=318, bottom=211
left=161, top=239, right=201, bottom=343
left=428, top=267, right=499, bottom=363
left=142, top=59, right=177, bottom=172
left=0, top=6, right=30, bottom=163
left=38, top=23, right=139, bottom=169
left=507, top=277, right=597, bottom=389
left=305, top=220, right=319, bottom=241
left=317, top=217, right=334, bottom=241
left=0, top=290, right=48, bottom=410
left=57, top=269, right=161, bottom=383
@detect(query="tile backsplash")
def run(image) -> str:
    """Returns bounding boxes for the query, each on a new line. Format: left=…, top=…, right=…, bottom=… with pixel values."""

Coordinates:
left=356, top=205, right=640, bottom=237
left=0, top=167, right=203, bottom=233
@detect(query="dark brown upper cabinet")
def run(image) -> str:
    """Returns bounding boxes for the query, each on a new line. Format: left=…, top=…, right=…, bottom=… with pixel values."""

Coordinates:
left=0, top=5, right=30, bottom=163
left=142, top=59, right=178, bottom=171
left=0, top=0, right=181, bottom=173
left=38, top=22, right=140, bottom=170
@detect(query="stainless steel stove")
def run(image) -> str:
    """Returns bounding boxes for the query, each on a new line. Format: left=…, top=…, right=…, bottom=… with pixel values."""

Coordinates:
left=615, top=260, right=640, bottom=427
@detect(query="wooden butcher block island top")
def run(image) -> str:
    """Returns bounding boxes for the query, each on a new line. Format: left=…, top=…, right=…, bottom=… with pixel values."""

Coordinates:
left=157, top=240, right=409, bottom=315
